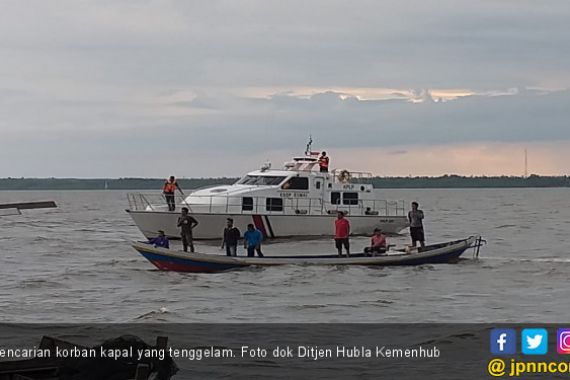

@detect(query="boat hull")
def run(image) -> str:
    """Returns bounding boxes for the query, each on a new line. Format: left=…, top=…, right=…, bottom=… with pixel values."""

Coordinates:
left=132, top=236, right=479, bottom=273
left=127, top=210, right=409, bottom=240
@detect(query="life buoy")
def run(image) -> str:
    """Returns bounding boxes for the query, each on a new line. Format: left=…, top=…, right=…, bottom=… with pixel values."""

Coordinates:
left=338, top=170, right=352, bottom=183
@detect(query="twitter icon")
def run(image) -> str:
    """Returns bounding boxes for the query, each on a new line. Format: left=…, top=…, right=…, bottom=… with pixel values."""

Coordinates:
left=522, top=328, right=548, bottom=355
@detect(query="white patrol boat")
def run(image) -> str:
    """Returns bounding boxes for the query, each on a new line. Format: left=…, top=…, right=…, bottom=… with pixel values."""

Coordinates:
left=126, top=147, right=409, bottom=240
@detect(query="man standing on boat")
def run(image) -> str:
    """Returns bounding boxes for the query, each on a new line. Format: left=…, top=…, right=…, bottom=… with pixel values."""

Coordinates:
left=335, top=211, right=350, bottom=257
left=177, top=207, right=198, bottom=252
left=244, top=224, right=264, bottom=257
left=408, top=201, right=425, bottom=248
left=163, top=176, right=184, bottom=212
left=318, top=152, right=329, bottom=173
left=222, top=218, right=241, bottom=256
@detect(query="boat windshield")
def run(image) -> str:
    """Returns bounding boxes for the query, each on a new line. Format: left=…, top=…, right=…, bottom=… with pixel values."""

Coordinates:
left=237, top=175, right=286, bottom=186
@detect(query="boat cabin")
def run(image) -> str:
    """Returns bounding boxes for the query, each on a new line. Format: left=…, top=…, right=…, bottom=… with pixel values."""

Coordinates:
left=184, top=153, right=388, bottom=217
left=126, top=144, right=408, bottom=239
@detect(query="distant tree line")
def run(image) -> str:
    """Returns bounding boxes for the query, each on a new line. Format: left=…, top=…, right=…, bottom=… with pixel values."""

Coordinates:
left=0, top=174, right=569, bottom=190
left=0, top=178, right=238, bottom=190
left=368, top=174, right=570, bottom=188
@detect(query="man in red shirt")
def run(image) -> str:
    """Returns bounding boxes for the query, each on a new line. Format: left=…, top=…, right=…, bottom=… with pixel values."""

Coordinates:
left=334, top=211, right=350, bottom=257
left=365, top=228, right=387, bottom=256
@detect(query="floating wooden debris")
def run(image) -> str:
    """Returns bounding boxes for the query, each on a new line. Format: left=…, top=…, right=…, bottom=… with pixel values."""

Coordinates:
left=0, top=201, right=57, bottom=211
left=0, top=201, right=57, bottom=216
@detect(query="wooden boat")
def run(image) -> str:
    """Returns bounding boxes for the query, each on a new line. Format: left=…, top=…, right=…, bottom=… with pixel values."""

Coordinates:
left=132, top=235, right=482, bottom=273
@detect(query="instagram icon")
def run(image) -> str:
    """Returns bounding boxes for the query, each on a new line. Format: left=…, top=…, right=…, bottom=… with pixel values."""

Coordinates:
left=558, top=329, right=570, bottom=354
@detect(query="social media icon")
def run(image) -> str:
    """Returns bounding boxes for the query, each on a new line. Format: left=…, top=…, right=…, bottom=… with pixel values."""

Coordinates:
left=522, top=328, right=548, bottom=355
left=557, top=329, right=570, bottom=354
left=490, top=329, right=516, bottom=355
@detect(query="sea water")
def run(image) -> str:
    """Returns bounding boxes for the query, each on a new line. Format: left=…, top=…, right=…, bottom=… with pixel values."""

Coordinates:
left=1, top=188, right=569, bottom=323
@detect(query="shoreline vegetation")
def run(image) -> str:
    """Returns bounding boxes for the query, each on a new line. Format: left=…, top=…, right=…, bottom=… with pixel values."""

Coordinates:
left=1, top=175, right=569, bottom=190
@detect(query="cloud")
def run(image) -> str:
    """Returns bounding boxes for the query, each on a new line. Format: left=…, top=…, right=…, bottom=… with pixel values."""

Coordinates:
left=2, top=87, right=570, bottom=176
left=0, top=1, right=570, bottom=176
left=1, top=1, right=570, bottom=89
left=332, top=142, right=570, bottom=177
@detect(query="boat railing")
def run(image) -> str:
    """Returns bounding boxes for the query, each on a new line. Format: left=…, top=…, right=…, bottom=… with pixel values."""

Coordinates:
left=127, top=193, right=155, bottom=211
left=127, top=192, right=194, bottom=211
left=127, top=192, right=406, bottom=217
left=330, top=169, right=373, bottom=184
left=281, top=168, right=374, bottom=184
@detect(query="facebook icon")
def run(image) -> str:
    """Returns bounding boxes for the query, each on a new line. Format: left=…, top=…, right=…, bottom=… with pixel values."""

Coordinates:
left=491, top=329, right=517, bottom=355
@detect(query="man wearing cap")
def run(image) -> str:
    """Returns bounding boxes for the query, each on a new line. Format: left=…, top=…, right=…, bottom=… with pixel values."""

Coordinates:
left=148, top=230, right=170, bottom=249
left=221, top=218, right=241, bottom=256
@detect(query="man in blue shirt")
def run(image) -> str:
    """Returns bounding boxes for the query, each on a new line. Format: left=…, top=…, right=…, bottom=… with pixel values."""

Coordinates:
left=243, top=224, right=264, bottom=257
left=148, top=230, right=170, bottom=249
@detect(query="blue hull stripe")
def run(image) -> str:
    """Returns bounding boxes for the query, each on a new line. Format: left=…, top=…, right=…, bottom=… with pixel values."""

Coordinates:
left=139, top=251, right=244, bottom=271
left=137, top=246, right=468, bottom=271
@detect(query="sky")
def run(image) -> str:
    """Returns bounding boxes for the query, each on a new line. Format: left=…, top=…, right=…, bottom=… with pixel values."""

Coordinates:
left=1, top=0, right=569, bottom=178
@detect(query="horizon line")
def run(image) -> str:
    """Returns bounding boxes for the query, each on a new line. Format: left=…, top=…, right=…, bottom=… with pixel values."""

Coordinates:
left=0, top=174, right=567, bottom=180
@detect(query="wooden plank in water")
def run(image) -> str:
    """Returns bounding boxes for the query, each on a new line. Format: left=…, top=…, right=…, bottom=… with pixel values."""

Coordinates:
left=0, top=201, right=57, bottom=210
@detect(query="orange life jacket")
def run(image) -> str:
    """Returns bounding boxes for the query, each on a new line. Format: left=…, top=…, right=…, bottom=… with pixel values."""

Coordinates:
left=163, top=181, right=177, bottom=193
left=319, top=156, right=329, bottom=168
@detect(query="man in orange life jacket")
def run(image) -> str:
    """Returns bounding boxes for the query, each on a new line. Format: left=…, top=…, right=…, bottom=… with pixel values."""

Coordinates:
left=318, top=152, right=329, bottom=173
left=163, top=176, right=184, bottom=211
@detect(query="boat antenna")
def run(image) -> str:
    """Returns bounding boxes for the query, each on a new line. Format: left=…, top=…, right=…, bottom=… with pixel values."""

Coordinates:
left=305, top=135, right=313, bottom=155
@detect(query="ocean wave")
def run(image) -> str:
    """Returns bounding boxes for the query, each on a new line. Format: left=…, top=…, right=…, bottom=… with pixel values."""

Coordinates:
left=484, top=256, right=570, bottom=264
left=360, top=299, right=395, bottom=306
left=18, top=278, right=64, bottom=289
left=133, top=307, right=172, bottom=321
left=495, top=224, right=517, bottom=229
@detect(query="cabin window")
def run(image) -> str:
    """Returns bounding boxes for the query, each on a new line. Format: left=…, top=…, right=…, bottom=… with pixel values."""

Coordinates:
left=315, top=181, right=321, bottom=190
left=237, top=175, right=286, bottom=186
left=242, top=197, right=253, bottom=211
left=266, top=198, right=283, bottom=212
left=343, top=192, right=359, bottom=205
left=282, top=176, right=309, bottom=190
left=331, top=192, right=341, bottom=205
